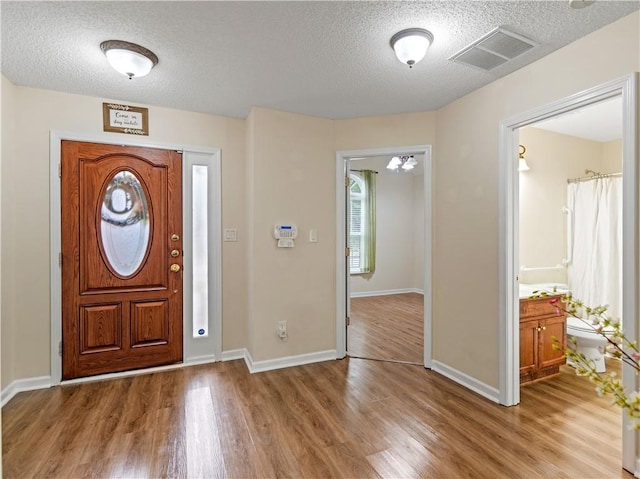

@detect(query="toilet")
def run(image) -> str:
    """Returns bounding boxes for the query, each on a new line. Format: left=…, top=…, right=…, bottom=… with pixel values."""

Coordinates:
left=566, top=316, right=613, bottom=373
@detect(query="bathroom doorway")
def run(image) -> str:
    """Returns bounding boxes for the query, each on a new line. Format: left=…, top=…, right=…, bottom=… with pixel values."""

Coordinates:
left=518, top=98, right=623, bottom=382
left=499, top=75, right=638, bottom=472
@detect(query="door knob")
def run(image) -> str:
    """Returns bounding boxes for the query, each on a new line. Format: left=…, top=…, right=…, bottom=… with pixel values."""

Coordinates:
left=170, top=264, right=181, bottom=273
left=170, top=249, right=180, bottom=258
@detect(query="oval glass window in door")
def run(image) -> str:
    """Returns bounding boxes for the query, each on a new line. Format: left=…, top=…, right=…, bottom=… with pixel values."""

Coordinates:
left=100, top=170, right=151, bottom=277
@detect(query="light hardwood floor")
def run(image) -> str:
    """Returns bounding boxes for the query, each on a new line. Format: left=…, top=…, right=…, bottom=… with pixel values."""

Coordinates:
left=2, top=357, right=630, bottom=478
left=348, top=293, right=423, bottom=363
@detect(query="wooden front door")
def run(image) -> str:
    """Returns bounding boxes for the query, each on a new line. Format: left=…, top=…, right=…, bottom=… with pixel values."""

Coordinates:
left=61, top=141, right=183, bottom=380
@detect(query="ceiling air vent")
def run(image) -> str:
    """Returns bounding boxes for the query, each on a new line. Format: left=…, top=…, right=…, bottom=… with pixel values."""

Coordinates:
left=449, top=27, right=539, bottom=72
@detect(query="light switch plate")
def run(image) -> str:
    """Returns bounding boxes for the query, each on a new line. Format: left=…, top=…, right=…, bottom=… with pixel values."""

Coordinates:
left=224, top=228, right=237, bottom=242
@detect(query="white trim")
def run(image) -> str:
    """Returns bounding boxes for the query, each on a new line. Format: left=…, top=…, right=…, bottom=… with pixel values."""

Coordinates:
left=184, top=355, right=218, bottom=366
left=1, top=376, right=52, bottom=408
left=336, top=145, right=433, bottom=368
left=431, top=360, right=500, bottom=403
left=498, top=74, right=638, bottom=472
left=221, top=348, right=247, bottom=361
left=244, top=349, right=337, bottom=374
left=49, top=130, right=222, bottom=386
left=182, top=150, right=223, bottom=363
left=350, top=288, right=424, bottom=298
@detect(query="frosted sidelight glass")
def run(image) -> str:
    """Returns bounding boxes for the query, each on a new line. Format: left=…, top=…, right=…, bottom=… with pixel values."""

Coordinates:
left=192, top=165, right=208, bottom=337
left=100, top=170, right=150, bottom=276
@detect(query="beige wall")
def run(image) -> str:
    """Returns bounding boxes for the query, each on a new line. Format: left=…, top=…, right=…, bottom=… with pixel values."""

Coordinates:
left=350, top=156, right=423, bottom=294
left=518, top=128, right=612, bottom=285
left=434, top=11, right=639, bottom=387
left=245, top=107, right=335, bottom=361
left=603, top=139, right=624, bottom=172
left=0, top=84, right=246, bottom=387
left=334, top=112, right=437, bottom=151
left=1, top=76, right=16, bottom=388
left=0, top=74, right=4, bottom=469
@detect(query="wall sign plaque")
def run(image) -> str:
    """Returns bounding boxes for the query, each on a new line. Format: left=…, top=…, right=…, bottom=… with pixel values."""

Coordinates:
left=103, top=103, right=149, bottom=135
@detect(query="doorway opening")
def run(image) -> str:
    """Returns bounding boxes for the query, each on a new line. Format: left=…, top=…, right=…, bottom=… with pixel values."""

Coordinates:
left=335, top=145, right=433, bottom=368
left=499, top=74, right=638, bottom=472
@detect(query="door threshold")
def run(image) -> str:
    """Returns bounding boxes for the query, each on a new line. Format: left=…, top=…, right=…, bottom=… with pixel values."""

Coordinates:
left=347, top=354, right=422, bottom=366
left=60, top=361, right=186, bottom=387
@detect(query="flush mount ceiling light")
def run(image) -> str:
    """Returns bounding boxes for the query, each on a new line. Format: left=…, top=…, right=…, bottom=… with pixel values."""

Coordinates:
left=386, top=155, right=418, bottom=172
left=100, top=40, right=158, bottom=79
left=390, top=28, right=434, bottom=68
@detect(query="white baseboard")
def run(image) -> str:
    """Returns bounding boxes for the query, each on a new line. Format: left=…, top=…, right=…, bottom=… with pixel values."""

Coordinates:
left=350, top=288, right=424, bottom=298
left=1, top=376, right=51, bottom=408
left=431, top=360, right=500, bottom=404
left=185, top=354, right=219, bottom=366
left=244, top=349, right=337, bottom=374
left=221, top=348, right=246, bottom=361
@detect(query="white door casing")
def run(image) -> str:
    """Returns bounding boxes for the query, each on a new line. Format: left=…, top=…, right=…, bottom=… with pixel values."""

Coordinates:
left=335, top=145, right=433, bottom=367
left=498, top=74, right=638, bottom=473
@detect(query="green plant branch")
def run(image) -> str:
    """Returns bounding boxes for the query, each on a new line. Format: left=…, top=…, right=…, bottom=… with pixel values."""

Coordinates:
left=532, top=290, right=640, bottom=429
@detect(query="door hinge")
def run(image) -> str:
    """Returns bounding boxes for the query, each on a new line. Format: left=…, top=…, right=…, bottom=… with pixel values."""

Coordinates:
left=58, top=163, right=61, bottom=178
left=345, top=247, right=350, bottom=257
left=346, top=316, right=351, bottom=326
left=345, top=177, right=349, bottom=187
left=58, top=340, right=62, bottom=357
left=58, top=252, right=62, bottom=267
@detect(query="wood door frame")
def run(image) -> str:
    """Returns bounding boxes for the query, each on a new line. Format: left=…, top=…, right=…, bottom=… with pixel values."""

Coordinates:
left=498, top=74, right=638, bottom=473
left=335, top=145, right=433, bottom=367
left=50, top=131, right=222, bottom=385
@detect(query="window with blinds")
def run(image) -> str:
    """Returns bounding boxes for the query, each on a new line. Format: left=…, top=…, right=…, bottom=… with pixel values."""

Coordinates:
left=349, top=174, right=366, bottom=273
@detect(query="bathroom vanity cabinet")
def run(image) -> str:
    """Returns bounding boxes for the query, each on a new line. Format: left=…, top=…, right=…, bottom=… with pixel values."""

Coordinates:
left=519, top=295, right=567, bottom=384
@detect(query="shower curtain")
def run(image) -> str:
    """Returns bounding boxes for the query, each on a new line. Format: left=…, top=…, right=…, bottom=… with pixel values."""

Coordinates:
left=567, top=177, right=623, bottom=320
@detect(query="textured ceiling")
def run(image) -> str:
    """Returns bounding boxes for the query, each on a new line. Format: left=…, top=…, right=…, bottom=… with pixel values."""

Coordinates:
left=1, top=1, right=639, bottom=120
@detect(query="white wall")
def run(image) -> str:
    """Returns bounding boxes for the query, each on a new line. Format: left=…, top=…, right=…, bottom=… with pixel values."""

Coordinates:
left=350, top=156, right=424, bottom=295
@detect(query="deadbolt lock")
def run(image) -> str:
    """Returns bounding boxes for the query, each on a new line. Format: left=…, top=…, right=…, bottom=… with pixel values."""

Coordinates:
left=170, top=264, right=181, bottom=273
left=171, top=249, right=180, bottom=258
left=171, top=234, right=180, bottom=242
